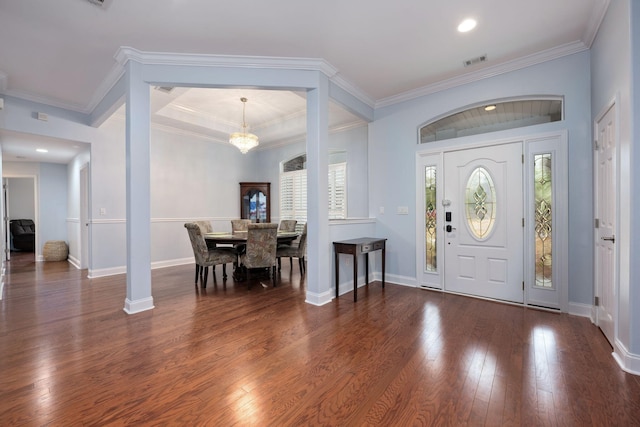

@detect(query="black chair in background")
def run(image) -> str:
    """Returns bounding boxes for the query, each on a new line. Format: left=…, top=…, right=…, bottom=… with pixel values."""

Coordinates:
left=10, top=219, right=35, bottom=252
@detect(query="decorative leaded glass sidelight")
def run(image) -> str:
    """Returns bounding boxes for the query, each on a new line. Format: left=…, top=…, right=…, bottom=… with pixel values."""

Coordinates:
left=424, top=166, right=437, bottom=271
left=465, top=167, right=496, bottom=239
left=534, top=154, right=553, bottom=288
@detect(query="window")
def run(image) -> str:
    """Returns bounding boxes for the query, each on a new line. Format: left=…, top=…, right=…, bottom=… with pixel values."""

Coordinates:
left=419, top=98, right=563, bottom=143
left=280, top=154, right=347, bottom=222
left=328, top=163, right=346, bottom=219
left=280, top=169, right=307, bottom=223
left=424, top=165, right=437, bottom=272
left=534, top=153, right=553, bottom=288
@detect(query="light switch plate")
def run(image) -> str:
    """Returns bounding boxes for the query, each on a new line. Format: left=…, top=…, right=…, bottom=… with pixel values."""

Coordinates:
left=397, top=206, right=409, bottom=215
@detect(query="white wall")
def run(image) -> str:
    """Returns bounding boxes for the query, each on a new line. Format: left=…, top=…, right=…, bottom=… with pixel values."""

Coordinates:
left=370, top=51, right=593, bottom=303
left=39, top=163, right=68, bottom=246
left=591, top=0, right=640, bottom=368
left=6, top=177, right=35, bottom=220
left=88, top=113, right=251, bottom=275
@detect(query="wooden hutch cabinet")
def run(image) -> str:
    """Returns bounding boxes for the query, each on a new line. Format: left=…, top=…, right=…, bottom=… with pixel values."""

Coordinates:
left=240, top=182, right=271, bottom=223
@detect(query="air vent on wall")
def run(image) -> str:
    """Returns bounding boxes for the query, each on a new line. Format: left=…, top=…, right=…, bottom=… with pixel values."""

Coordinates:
left=463, top=54, right=488, bottom=67
left=154, top=86, right=175, bottom=94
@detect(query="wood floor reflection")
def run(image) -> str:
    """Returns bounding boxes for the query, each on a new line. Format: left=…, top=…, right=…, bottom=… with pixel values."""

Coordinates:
left=1, top=252, right=639, bottom=425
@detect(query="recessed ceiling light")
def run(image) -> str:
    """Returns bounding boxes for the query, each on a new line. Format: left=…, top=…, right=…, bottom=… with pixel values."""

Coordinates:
left=458, top=18, right=477, bottom=33
left=36, top=148, right=48, bottom=153
left=484, top=105, right=496, bottom=111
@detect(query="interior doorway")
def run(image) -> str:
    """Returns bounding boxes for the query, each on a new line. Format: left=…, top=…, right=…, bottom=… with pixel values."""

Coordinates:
left=3, top=177, right=37, bottom=262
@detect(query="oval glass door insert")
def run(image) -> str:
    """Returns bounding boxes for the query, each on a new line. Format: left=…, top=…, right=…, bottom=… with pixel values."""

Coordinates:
left=465, top=166, right=496, bottom=239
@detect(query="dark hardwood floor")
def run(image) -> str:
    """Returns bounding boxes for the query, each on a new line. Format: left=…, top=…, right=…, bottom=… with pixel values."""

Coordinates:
left=1, top=252, right=639, bottom=426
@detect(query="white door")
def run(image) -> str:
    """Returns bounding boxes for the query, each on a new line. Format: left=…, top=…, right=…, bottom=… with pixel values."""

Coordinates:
left=3, top=179, right=9, bottom=262
left=443, top=142, right=524, bottom=303
left=595, top=104, right=616, bottom=345
left=80, top=166, right=90, bottom=270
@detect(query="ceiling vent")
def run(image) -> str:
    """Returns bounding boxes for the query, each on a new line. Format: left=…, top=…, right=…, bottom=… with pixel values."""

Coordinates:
left=86, top=0, right=112, bottom=8
left=154, top=86, right=175, bottom=94
left=463, top=54, right=488, bottom=67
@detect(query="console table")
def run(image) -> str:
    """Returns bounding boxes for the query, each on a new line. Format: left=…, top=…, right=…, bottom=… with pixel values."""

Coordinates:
left=333, top=237, right=387, bottom=302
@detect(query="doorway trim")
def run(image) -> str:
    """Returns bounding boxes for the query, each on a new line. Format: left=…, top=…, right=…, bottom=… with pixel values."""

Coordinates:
left=416, top=130, right=569, bottom=312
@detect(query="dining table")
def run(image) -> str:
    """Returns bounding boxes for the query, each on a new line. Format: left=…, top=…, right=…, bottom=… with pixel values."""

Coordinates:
left=204, top=230, right=299, bottom=245
left=204, top=230, right=299, bottom=281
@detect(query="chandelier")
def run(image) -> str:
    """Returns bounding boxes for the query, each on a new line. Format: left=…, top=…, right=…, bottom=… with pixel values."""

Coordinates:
left=229, top=97, right=259, bottom=154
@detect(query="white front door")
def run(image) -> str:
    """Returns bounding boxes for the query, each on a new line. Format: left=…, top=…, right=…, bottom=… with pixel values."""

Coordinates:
left=595, top=104, right=617, bottom=345
left=443, top=142, right=524, bottom=303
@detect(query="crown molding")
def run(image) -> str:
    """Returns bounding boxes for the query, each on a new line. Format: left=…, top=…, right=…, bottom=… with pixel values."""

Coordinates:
left=114, top=47, right=340, bottom=77
left=1, top=88, right=88, bottom=113
left=375, top=40, right=589, bottom=109
left=111, top=108, right=366, bottom=152
left=582, top=0, right=611, bottom=47
left=329, top=73, right=375, bottom=108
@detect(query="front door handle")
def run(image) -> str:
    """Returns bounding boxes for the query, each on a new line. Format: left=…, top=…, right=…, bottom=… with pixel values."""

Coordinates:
left=601, top=235, right=615, bottom=243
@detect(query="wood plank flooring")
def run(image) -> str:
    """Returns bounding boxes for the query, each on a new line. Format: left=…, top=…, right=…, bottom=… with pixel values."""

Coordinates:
left=1, top=252, right=640, bottom=426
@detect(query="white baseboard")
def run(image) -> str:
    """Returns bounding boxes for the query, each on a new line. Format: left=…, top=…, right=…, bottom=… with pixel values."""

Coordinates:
left=88, top=266, right=126, bottom=278
left=88, top=257, right=194, bottom=278
left=123, top=296, right=154, bottom=314
left=305, top=289, right=334, bottom=306
left=568, top=301, right=594, bottom=320
left=374, top=272, right=417, bottom=288
left=67, top=255, right=81, bottom=269
left=151, top=257, right=193, bottom=270
left=613, top=340, right=640, bottom=376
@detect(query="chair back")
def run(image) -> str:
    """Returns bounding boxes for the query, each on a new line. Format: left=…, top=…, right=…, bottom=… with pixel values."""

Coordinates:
left=231, top=219, right=251, bottom=232
left=296, top=223, right=308, bottom=256
left=244, top=223, right=278, bottom=269
left=279, top=219, right=297, bottom=232
left=184, top=223, right=209, bottom=265
left=194, top=220, right=213, bottom=234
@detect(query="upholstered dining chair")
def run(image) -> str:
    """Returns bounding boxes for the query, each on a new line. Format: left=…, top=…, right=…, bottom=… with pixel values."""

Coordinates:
left=277, top=223, right=307, bottom=274
left=184, top=223, right=237, bottom=288
left=239, top=223, right=279, bottom=287
left=194, top=220, right=216, bottom=250
left=278, top=219, right=297, bottom=232
left=195, top=220, right=213, bottom=234
left=231, top=219, right=251, bottom=232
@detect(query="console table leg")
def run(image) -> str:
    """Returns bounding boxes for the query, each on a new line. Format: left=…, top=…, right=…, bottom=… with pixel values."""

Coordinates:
left=335, top=251, right=339, bottom=298
left=353, top=254, right=358, bottom=302
left=382, top=247, right=386, bottom=289
left=365, top=252, right=369, bottom=285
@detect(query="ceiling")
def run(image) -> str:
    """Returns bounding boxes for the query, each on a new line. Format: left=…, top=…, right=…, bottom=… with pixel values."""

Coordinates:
left=0, top=0, right=609, bottom=162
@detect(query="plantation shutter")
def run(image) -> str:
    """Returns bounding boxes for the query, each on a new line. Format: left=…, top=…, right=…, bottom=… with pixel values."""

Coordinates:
left=328, top=162, right=347, bottom=219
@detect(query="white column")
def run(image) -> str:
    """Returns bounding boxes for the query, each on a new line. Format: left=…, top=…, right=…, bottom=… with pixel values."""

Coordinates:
left=305, top=73, right=332, bottom=305
left=123, top=60, right=154, bottom=314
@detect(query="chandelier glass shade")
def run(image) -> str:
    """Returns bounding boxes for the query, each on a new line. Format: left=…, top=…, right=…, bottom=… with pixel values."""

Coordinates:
left=229, top=97, right=259, bottom=154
